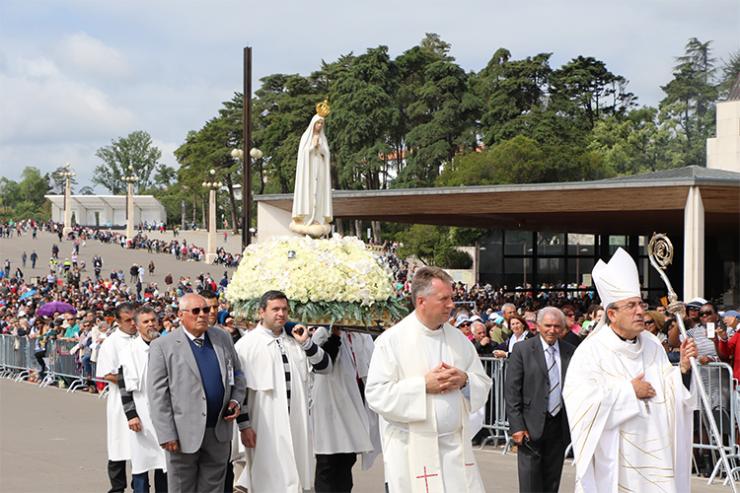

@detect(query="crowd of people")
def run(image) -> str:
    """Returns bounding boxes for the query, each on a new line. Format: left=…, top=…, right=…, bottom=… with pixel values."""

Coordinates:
left=1, top=220, right=243, bottom=268
left=2, top=224, right=740, bottom=492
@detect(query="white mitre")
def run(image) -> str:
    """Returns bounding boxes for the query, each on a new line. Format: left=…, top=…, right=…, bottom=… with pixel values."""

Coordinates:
left=592, top=247, right=641, bottom=307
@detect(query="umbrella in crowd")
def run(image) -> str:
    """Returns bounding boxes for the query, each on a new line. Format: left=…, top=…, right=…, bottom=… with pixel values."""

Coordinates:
left=37, top=301, right=76, bottom=317
left=18, top=289, right=37, bottom=301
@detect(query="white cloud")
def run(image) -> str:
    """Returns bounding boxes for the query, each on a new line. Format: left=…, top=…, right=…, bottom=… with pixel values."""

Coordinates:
left=56, top=32, right=131, bottom=80
left=0, top=54, right=135, bottom=145
left=0, top=0, right=736, bottom=188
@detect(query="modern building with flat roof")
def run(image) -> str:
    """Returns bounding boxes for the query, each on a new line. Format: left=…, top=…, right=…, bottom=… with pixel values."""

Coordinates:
left=255, top=166, right=739, bottom=305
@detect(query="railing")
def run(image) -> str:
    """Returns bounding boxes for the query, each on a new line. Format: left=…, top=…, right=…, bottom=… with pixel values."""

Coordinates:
left=476, top=356, right=739, bottom=484
left=0, top=335, right=108, bottom=398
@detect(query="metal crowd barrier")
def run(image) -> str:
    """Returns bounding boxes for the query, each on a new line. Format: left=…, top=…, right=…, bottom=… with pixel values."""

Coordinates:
left=0, top=335, right=108, bottom=397
left=478, top=357, right=510, bottom=452
left=476, top=355, right=739, bottom=483
left=0, top=334, right=39, bottom=382
left=692, top=362, right=740, bottom=485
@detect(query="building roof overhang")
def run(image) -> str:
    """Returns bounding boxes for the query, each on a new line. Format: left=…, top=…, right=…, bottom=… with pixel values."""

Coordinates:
left=255, top=166, right=740, bottom=235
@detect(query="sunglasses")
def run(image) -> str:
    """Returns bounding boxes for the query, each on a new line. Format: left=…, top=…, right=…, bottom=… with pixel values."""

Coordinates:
left=183, top=306, right=211, bottom=316
left=699, top=311, right=714, bottom=317
left=644, top=320, right=655, bottom=325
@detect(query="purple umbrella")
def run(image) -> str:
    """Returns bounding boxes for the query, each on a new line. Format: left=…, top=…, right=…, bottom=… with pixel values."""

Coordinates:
left=37, top=301, right=77, bottom=317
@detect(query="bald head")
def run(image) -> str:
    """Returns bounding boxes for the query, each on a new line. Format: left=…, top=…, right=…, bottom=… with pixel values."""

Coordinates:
left=178, top=293, right=209, bottom=335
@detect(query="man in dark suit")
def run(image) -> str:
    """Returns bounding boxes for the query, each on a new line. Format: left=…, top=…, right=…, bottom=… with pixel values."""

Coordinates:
left=148, top=293, right=247, bottom=493
left=505, top=306, right=575, bottom=493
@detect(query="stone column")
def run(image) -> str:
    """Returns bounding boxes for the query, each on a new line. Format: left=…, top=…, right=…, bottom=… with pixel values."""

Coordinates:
left=62, top=176, right=73, bottom=237
left=683, top=186, right=705, bottom=301
left=126, top=182, right=135, bottom=242
left=205, top=188, right=217, bottom=264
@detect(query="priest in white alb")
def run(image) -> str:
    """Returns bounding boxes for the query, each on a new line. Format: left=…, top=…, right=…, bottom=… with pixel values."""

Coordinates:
left=234, top=290, right=332, bottom=493
left=96, top=302, right=137, bottom=493
left=562, top=248, right=698, bottom=493
left=119, top=305, right=167, bottom=492
left=366, top=266, right=492, bottom=493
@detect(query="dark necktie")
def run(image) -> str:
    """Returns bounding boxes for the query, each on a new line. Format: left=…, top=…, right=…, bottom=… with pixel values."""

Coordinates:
left=193, top=338, right=204, bottom=347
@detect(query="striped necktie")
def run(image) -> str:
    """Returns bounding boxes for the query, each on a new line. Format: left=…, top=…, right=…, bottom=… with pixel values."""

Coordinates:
left=193, top=337, right=204, bottom=347
left=547, top=345, right=561, bottom=416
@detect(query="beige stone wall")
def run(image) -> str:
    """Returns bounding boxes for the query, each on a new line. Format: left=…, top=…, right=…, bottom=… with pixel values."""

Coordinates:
left=707, top=100, right=740, bottom=172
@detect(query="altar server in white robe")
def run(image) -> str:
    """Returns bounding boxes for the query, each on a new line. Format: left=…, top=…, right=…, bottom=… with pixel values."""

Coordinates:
left=563, top=248, right=698, bottom=493
left=366, top=266, right=492, bottom=493
left=311, top=326, right=377, bottom=492
left=96, top=302, right=137, bottom=493
left=119, top=305, right=167, bottom=492
left=234, top=290, right=332, bottom=493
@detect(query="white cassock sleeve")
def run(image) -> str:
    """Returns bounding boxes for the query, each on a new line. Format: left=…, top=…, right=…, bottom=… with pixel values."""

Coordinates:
left=365, top=338, right=427, bottom=423
left=95, top=336, right=118, bottom=378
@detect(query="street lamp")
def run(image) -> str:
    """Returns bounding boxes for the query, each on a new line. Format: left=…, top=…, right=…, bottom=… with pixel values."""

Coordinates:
left=123, top=166, right=138, bottom=242
left=232, top=147, right=262, bottom=247
left=60, top=163, right=75, bottom=237
left=202, top=168, right=223, bottom=264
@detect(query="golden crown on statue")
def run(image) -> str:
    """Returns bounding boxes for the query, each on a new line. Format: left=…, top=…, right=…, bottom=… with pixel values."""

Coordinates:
left=316, top=99, right=330, bottom=118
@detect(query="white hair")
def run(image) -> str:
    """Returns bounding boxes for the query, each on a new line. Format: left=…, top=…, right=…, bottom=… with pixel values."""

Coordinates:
left=536, top=306, right=566, bottom=328
left=178, top=293, right=204, bottom=311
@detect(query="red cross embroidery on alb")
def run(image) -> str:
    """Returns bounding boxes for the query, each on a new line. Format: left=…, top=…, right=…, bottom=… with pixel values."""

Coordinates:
left=415, top=466, right=439, bottom=493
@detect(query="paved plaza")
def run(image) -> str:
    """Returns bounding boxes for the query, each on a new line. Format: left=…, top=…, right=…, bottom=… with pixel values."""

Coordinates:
left=0, top=230, right=733, bottom=492
left=0, top=379, right=730, bottom=493
left=0, top=230, right=244, bottom=287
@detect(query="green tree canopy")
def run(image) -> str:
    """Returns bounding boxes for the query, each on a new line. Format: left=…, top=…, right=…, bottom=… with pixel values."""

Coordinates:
left=659, top=38, right=718, bottom=166
left=438, top=135, right=612, bottom=186
left=49, top=165, right=78, bottom=194
left=0, top=167, right=51, bottom=221
left=93, top=130, right=163, bottom=193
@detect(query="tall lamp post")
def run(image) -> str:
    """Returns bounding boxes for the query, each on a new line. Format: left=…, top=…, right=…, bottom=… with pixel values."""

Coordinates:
left=123, top=166, right=138, bottom=242
left=60, top=164, right=75, bottom=237
left=231, top=147, right=262, bottom=246
left=203, top=169, right=222, bottom=264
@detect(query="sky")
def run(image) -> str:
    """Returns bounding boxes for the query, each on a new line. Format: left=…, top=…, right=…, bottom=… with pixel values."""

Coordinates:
left=0, top=0, right=737, bottom=190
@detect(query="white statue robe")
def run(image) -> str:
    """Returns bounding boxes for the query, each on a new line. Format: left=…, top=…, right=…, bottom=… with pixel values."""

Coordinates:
left=292, top=114, right=333, bottom=225
left=234, top=325, right=322, bottom=493
left=96, top=329, right=135, bottom=462
left=120, top=336, right=167, bottom=474
left=563, top=327, right=696, bottom=493
left=365, top=313, right=492, bottom=493
left=311, top=328, right=376, bottom=460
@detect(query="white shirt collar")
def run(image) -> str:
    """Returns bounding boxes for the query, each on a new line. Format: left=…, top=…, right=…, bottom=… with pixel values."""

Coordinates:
left=539, top=334, right=559, bottom=354
left=257, top=323, right=283, bottom=339
left=412, top=310, right=445, bottom=333
left=183, top=328, right=205, bottom=342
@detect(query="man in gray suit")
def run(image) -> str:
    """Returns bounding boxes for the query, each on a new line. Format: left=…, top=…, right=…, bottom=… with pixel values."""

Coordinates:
left=148, top=293, right=247, bottom=493
left=505, top=306, right=575, bottom=493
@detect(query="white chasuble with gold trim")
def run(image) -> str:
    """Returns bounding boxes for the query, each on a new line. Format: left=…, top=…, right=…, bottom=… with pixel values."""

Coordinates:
left=563, top=328, right=695, bottom=493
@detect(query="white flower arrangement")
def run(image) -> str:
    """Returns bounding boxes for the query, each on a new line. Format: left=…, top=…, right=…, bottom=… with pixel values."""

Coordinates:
left=226, top=236, right=408, bottom=324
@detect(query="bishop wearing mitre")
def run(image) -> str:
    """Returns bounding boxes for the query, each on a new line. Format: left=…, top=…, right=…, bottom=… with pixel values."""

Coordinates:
left=563, top=248, right=698, bottom=493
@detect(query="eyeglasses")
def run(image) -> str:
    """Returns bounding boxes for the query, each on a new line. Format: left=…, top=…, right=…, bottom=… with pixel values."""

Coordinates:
left=613, top=301, right=649, bottom=312
left=699, top=311, right=714, bottom=317
left=182, top=306, right=211, bottom=316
